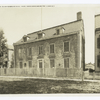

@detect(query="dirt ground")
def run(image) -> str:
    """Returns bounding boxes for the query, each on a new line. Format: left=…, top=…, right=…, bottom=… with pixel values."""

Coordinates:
left=0, top=77, right=100, bottom=94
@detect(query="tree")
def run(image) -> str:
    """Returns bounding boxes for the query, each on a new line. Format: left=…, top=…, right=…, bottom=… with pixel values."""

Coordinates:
left=0, top=28, right=7, bottom=68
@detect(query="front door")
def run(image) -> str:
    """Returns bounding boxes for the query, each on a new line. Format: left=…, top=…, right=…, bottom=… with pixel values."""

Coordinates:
left=38, top=59, right=44, bottom=76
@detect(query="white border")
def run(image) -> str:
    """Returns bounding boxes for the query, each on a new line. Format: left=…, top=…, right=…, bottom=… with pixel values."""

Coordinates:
left=0, top=0, right=100, bottom=99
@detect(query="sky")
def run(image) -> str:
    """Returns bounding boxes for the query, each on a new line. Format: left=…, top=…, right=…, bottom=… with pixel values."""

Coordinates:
left=0, top=4, right=100, bottom=64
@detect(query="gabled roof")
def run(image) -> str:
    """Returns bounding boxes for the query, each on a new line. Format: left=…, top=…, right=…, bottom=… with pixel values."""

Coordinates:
left=14, top=19, right=84, bottom=46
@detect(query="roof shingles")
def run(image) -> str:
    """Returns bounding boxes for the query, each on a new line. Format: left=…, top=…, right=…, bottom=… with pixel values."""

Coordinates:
left=14, top=19, right=83, bottom=45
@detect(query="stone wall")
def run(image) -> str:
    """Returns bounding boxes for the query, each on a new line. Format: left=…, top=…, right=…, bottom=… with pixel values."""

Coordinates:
left=14, top=33, right=82, bottom=77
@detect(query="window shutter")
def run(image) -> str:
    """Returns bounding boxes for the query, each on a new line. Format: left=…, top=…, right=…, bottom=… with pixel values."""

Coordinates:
left=66, top=58, right=69, bottom=68
left=64, top=59, right=67, bottom=68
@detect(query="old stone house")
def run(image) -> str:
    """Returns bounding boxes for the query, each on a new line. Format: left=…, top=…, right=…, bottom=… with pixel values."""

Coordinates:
left=13, top=12, right=85, bottom=77
left=95, top=14, right=100, bottom=72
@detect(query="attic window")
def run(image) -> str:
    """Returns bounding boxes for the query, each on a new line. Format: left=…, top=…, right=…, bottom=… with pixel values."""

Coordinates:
left=38, top=33, right=42, bottom=39
left=38, top=32, right=45, bottom=39
left=23, top=36, right=27, bottom=42
left=57, top=29, right=60, bottom=35
left=62, top=27, right=65, bottom=33
left=23, top=35, right=30, bottom=42
left=56, top=27, right=65, bottom=35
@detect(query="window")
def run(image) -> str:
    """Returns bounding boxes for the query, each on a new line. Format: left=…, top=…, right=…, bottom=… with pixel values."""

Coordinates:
left=23, top=48, right=26, bottom=54
left=39, top=45, right=43, bottom=55
left=57, top=29, right=60, bottom=35
left=38, top=34, right=42, bottom=39
left=27, top=48, right=32, bottom=56
left=97, top=56, right=100, bottom=67
left=64, top=58, right=69, bottom=68
left=97, top=38, right=100, bottom=48
left=24, top=63, right=26, bottom=67
left=39, top=60, right=42, bottom=68
left=29, top=61, right=32, bottom=68
left=50, top=59, right=55, bottom=68
left=50, top=44, right=54, bottom=53
left=19, top=62, right=23, bottom=68
left=29, top=48, right=32, bottom=56
left=19, top=48, right=22, bottom=58
left=23, top=36, right=27, bottom=42
left=64, top=41, right=69, bottom=52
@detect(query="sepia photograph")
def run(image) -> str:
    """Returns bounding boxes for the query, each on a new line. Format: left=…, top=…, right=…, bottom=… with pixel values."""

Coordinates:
left=0, top=2, right=100, bottom=95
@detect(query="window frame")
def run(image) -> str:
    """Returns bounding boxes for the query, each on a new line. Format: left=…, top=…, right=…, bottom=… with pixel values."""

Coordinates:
left=27, top=47, right=32, bottom=56
left=50, top=43, right=55, bottom=54
left=97, top=37, right=100, bottom=49
left=50, top=58, right=55, bottom=68
left=63, top=41, right=70, bottom=53
left=29, top=47, right=32, bottom=56
left=39, top=45, right=43, bottom=55
left=18, top=48, right=23, bottom=58
left=38, top=33, right=43, bottom=39
left=56, top=29, right=60, bottom=35
left=28, top=60, right=32, bottom=68
left=19, top=62, right=23, bottom=68
left=63, top=57, right=70, bottom=68
left=37, top=59, right=44, bottom=69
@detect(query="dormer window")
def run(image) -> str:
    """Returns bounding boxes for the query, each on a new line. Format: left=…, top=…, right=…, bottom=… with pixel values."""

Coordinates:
left=56, top=27, right=65, bottom=35
left=57, top=29, right=60, bottom=35
left=38, top=33, right=42, bottom=39
left=23, top=35, right=30, bottom=42
left=43, top=33, right=45, bottom=37
left=37, top=32, right=45, bottom=39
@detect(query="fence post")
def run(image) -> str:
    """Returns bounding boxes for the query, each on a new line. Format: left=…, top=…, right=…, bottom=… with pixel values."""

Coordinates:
left=14, top=67, right=16, bottom=76
left=54, top=68, right=56, bottom=77
left=93, top=71, right=95, bottom=80
left=82, top=71, right=84, bottom=81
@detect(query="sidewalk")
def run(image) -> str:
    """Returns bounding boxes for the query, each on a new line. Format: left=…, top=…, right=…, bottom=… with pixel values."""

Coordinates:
left=0, top=75, right=100, bottom=82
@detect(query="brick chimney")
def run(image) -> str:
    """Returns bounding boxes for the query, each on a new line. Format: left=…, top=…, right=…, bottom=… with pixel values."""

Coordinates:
left=77, top=12, right=82, bottom=20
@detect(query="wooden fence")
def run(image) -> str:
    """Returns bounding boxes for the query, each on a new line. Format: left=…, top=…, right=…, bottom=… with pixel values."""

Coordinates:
left=0, top=68, right=82, bottom=79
